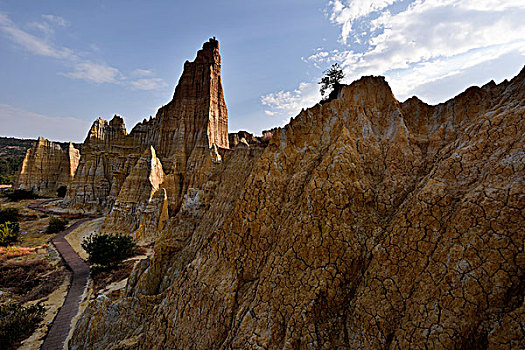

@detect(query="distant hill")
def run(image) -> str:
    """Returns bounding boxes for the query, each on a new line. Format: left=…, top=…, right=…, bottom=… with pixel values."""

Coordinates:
left=0, top=137, right=80, bottom=185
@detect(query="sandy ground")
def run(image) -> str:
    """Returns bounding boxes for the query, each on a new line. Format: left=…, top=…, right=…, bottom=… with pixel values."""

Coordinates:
left=65, top=217, right=105, bottom=260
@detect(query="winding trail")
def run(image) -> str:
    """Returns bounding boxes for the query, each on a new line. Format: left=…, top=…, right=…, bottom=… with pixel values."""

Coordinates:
left=28, top=199, right=100, bottom=350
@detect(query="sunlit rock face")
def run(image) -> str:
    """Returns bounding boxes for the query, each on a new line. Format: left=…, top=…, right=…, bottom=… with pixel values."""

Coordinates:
left=102, top=146, right=168, bottom=242
left=63, top=38, right=229, bottom=235
left=70, top=63, right=525, bottom=349
left=16, top=137, right=80, bottom=196
left=63, top=116, right=130, bottom=209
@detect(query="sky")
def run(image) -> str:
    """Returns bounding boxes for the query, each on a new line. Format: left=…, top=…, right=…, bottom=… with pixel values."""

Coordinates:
left=0, top=0, right=524, bottom=142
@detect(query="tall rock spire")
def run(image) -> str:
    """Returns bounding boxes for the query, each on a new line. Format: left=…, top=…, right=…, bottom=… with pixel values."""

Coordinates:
left=153, top=37, right=229, bottom=172
left=65, top=38, right=230, bottom=217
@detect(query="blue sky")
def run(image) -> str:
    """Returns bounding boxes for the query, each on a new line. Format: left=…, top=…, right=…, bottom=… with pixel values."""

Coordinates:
left=0, top=0, right=524, bottom=142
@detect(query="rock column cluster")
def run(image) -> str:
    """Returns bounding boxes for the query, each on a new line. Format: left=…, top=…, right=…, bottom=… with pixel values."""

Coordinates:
left=16, top=137, right=79, bottom=196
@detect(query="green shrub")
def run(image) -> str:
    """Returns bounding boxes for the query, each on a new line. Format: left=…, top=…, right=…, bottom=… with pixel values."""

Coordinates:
left=0, top=173, right=13, bottom=185
left=56, top=185, right=67, bottom=198
left=0, top=208, right=19, bottom=228
left=46, top=217, right=68, bottom=234
left=0, top=222, right=19, bottom=246
left=0, top=302, right=45, bottom=349
left=6, top=189, right=38, bottom=202
left=82, top=233, right=136, bottom=269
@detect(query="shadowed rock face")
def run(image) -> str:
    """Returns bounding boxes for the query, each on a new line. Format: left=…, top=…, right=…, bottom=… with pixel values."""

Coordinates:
left=16, top=137, right=79, bottom=196
left=64, top=38, right=229, bottom=227
left=70, top=65, right=525, bottom=349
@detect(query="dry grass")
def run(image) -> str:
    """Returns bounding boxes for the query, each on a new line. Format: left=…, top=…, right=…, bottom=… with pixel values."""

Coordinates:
left=0, top=200, right=55, bottom=247
left=0, top=246, right=36, bottom=260
left=91, top=259, right=135, bottom=292
left=0, top=199, right=68, bottom=305
left=0, top=199, right=75, bottom=349
left=0, top=258, right=67, bottom=302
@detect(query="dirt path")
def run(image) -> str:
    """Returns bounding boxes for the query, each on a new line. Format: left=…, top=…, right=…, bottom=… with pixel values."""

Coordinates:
left=28, top=200, right=100, bottom=350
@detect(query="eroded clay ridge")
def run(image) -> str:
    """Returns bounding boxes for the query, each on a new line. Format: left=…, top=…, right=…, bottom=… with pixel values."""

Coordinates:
left=57, top=38, right=232, bottom=238
left=16, top=137, right=79, bottom=197
left=69, top=60, right=524, bottom=350
left=15, top=38, right=271, bottom=243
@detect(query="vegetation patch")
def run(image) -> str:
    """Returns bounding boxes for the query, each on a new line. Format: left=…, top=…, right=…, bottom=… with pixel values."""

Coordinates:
left=82, top=233, right=136, bottom=269
left=5, top=189, right=39, bottom=202
left=0, top=208, right=19, bottom=225
left=0, top=302, right=45, bottom=350
left=0, top=258, right=66, bottom=302
left=46, top=217, right=69, bottom=234
left=319, top=62, right=344, bottom=102
left=91, top=259, right=135, bottom=292
left=0, top=222, right=20, bottom=246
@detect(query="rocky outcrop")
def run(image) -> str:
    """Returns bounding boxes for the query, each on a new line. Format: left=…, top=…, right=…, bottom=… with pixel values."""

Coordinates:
left=102, top=146, right=167, bottom=241
left=16, top=137, right=80, bottom=196
left=70, top=64, right=525, bottom=349
left=228, top=131, right=261, bottom=147
left=63, top=116, right=130, bottom=209
left=64, top=38, right=229, bottom=231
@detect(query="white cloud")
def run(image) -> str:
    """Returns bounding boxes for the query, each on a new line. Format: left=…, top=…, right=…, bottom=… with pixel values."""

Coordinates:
left=129, top=78, right=168, bottom=90
left=329, top=0, right=400, bottom=42
left=28, top=21, right=54, bottom=37
left=27, top=14, right=69, bottom=37
left=0, top=12, right=169, bottom=90
left=386, top=40, right=525, bottom=99
left=261, top=82, right=320, bottom=122
left=41, top=14, right=69, bottom=27
left=265, top=0, right=525, bottom=115
left=62, top=62, right=121, bottom=83
left=0, top=12, right=73, bottom=59
left=131, top=69, right=154, bottom=77
left=0, top=104, right=90, bottom=142
left=333, top=0, right=525, bottom=99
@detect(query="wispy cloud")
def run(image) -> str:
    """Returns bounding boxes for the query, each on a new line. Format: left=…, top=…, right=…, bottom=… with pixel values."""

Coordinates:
left=41, top=14, right=69, bottom=27
left=263, top=0, right=525, bottom=117
left=129, top=78, right=168, bottom=90
left=131, top=69, right=154, bottom=77
left=62, top=62, right=121, bottom=83
left=261, top=82, right=320, bottom=123
left=0, top=104, right=90, bottom=142
left=0, top=12, right=73, bottom=58
left=27, top=14, right=69, bottom=37
left=0, top=12, right=166, bottom=90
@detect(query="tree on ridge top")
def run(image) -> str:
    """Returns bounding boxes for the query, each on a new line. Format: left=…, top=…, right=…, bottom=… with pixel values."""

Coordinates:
left=319, top=63, right=345, bottom=100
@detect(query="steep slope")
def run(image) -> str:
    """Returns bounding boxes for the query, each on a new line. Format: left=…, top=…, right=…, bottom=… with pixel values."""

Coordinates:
left=63, top=116, right=130, bottom=209
left=64, top=38, right=228, bottom=232
left=102, top=146, right=167, bottom=240
left=16, top=137, right=80, bottom=196
left=70, top=67, right=524, bottom=349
